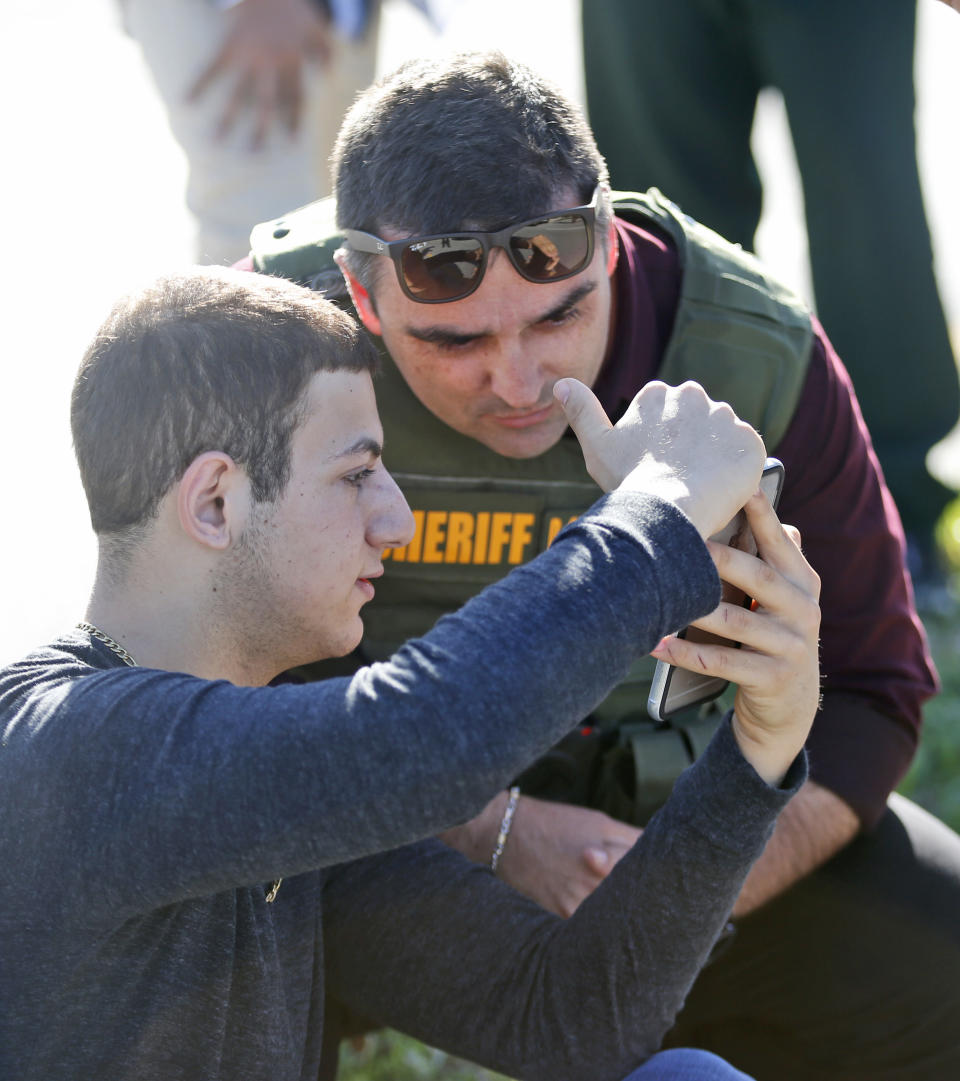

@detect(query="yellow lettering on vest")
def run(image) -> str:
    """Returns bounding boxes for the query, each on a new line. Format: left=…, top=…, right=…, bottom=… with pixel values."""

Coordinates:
left=422, top=511, right=448, bottom=563
left=473, top=513, right=491, bottom=564
left=487, top=513, right=513, bottom=564
left=445, top=512, right=475, bottom=564
left=508, top=513, right=535, bottom=564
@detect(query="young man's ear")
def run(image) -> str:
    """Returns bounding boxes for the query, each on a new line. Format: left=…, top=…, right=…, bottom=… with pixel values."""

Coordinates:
left=335, top=251, right=383, bottom=336
left=176, top=451, right=250, bottom=551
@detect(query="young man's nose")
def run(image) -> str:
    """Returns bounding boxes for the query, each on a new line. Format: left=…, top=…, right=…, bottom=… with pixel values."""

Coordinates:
left=367, top=469, right=416, bottom=550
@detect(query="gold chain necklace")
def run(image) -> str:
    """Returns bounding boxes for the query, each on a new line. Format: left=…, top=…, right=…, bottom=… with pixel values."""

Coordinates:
left=75, top=621, right=283, bottom=903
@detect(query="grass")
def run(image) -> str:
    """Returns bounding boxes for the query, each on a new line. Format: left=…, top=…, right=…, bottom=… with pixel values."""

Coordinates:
left=893, top=495, right=960, bottom=831
left=899, top=622, right=960, bottom=832
left=337, top=1034, right=508, bottom=1081
left=896, top=624, right=960, bottom=827
left=339, top=501, right=960, bottom=1080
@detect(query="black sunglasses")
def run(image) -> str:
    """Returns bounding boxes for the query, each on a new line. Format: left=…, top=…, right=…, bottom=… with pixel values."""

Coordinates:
left=343, top=185, right=602, bottom=303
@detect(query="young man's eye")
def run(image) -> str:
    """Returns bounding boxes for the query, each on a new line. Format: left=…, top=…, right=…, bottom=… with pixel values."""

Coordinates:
left=345, top=467, right=376, bottom=488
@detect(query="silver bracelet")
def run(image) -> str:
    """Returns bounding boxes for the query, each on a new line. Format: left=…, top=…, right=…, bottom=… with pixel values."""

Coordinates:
left=490, top=786, right=521, bottom=873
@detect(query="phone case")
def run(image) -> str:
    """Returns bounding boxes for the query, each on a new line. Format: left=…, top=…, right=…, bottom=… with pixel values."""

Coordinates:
left=647, top=458, right=785, bottom=723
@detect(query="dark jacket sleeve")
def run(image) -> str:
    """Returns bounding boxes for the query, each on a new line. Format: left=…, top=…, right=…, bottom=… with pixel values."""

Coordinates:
left=322, top=718, right=806, bottom=1081
left=4, top=492, right=720, bottom=918
left=773, top=320, right=938, bottom=827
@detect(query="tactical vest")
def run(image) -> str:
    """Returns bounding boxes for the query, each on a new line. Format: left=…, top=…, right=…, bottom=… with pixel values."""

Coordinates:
left=252, top=191, right=813, bottom=822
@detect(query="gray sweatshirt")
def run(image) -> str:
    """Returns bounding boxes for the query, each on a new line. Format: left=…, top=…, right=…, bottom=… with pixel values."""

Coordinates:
left=0, top=492, right=803, bottom=1080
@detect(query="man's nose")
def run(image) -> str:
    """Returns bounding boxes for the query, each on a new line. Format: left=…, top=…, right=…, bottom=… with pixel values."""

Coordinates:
left=367, top=468, right=416, bottom=550
left=488, top=345, right=544, bottom=409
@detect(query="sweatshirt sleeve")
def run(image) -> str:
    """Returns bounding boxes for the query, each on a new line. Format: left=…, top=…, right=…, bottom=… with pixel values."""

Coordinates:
left=322, top=717, right=807, bottom=1081
left=4, top=491, right=720, bottom=918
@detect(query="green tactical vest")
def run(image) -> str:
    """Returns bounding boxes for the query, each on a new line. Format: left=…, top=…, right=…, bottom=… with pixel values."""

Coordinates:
left=252, top=190, right=813, bottom=822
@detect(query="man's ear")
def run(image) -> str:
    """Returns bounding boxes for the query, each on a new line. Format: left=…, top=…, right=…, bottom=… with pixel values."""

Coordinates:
left=605, top=218, right=620, bottom=277
left=176, top=451, right=250, bottom=551
left=335, top=252, right=383, bottom=336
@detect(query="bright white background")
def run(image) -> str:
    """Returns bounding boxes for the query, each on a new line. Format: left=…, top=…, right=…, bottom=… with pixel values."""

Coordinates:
left=1, top=0, right=958, bottom=663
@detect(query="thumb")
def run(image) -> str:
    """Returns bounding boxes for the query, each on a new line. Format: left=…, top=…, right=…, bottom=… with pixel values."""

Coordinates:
left=554, top=378, right=613, bottom=447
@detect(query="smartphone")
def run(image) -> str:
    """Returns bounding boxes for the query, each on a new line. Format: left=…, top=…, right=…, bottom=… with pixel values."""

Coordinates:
left=646, top=458, right=785, bottom=723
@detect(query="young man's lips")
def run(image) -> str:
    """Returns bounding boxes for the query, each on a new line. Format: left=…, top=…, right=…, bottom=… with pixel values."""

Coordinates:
left=489, top=404, right=556, bottom=429
left=356, top=569, right=383, bottom=599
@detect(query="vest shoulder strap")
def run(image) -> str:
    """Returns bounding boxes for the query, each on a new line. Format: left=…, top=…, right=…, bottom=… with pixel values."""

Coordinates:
left=250, top=196, right=350, bottom=300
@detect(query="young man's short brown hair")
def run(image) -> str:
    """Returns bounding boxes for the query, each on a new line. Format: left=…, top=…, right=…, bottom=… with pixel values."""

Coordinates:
left=72, top=266, right=379, bottom=537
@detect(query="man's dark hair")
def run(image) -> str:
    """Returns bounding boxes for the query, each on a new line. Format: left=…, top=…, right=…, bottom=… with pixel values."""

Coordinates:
left=71, top=266, right=379, bottom=538
left=332, top=51, right=611, bottom=291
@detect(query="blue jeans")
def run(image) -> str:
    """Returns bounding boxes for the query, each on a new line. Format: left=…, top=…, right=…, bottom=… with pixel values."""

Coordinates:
left=624, top=1048, right=754, bottom=1080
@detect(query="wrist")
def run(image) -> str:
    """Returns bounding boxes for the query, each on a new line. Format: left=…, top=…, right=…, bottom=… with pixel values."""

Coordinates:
left=731, top=713, right=803, bottom=788
left=437, top=789, right=510, bottom=864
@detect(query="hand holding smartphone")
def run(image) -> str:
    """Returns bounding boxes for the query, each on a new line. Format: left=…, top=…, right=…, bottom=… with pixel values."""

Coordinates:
left=647, top=458, right=785, bottom=722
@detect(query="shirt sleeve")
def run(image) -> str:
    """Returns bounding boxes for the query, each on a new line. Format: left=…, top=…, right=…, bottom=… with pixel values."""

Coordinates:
left=772, top=319, right=938, bottom=827
left=7, top=492, right=721, bottom=919
left=322, top=717, right=806, bottom=1081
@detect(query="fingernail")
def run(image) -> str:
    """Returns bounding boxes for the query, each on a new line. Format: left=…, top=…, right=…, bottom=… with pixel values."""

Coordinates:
left=553, top=380, right=570, bottom=406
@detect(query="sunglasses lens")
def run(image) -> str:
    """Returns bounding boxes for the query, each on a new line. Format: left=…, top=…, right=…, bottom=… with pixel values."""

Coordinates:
left=400, top=237, right=485, bottom=301
left=391, top=203, right=594, bottom=302
left=509, top=214, right=591, bottom=281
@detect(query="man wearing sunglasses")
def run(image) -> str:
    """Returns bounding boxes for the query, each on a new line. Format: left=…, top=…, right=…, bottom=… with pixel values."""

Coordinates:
left=247, top=52, right=960, bottom=1080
